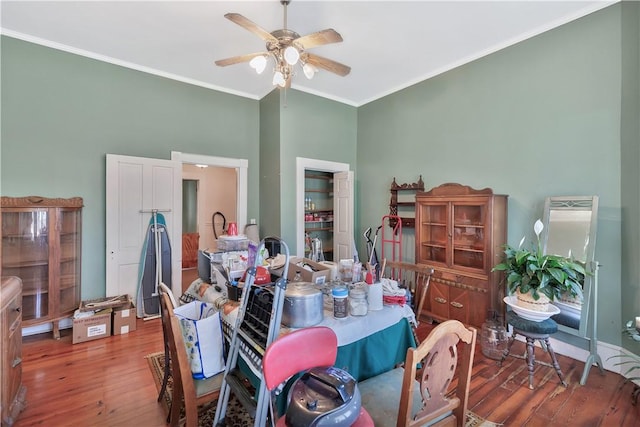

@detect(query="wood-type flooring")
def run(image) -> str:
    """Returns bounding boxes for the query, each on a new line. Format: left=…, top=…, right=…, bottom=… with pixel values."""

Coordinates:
left=14, top=315, right=640, bottom=426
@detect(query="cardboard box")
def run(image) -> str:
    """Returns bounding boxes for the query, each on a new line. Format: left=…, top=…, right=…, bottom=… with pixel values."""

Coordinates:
left=112, top=300, right=137, bottom=335
left=72, top=309, right=112, bottom=344
left=285, top=257, right=331, bottom=285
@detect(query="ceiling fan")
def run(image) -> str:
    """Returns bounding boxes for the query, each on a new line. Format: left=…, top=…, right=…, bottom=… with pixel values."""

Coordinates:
left=214, top=0, right=351, bottom=88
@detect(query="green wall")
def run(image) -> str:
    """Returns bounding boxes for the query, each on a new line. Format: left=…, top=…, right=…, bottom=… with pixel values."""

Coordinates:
left=2, top=3, right=639, bottom=349
left=258, top=90, right=282, bottom=240
left=357, top=5, right=626, bottom=344
left=268, top=90, right=357, bottom=246
left=1, top=36, right=261, bottom=300
left=620, top=1, right=640, bottom=353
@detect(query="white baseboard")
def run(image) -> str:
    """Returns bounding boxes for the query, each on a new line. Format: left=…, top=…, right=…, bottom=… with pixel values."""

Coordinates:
left=22, top=318, right=73, bottom=337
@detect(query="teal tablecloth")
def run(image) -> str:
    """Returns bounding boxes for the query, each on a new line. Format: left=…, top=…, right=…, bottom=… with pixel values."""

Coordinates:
left=237, top=316, right=416, bottom=390
left=334, top=317, right=416, bottom=382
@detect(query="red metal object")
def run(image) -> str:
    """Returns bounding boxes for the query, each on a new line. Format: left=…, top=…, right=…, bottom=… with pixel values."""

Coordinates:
left=381, top=214, right=402, bottom=276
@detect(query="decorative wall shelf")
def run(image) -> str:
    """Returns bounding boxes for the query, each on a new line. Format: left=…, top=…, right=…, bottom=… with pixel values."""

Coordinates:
left=389, top=175, right=425, bottom=228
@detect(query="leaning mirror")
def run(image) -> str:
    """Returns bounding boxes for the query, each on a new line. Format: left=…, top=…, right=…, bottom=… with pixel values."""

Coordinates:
left=542, top=195, right=600, bottom=385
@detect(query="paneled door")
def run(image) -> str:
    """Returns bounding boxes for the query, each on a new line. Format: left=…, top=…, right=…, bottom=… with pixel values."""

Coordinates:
left=333, top=170, right=354, bottom=261
left=105, top=154, right=182, bottom=302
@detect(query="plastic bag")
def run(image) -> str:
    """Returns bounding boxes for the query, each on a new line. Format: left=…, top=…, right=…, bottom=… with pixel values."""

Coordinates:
left=173, top=301, right=225, bottom=379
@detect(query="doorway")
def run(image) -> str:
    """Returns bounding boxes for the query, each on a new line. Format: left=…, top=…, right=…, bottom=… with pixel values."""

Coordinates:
left=296, top=157, right=353, bottom=259
left=182, top=178, right=200, bottom=274
left=172, top=152, right=248, bottom=291
left=304, top=170, right=334, bottom=261
left=106, top=152, right=248, bottom=301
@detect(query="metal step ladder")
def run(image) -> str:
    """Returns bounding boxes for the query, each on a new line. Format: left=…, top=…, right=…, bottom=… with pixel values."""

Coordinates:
left=214, top=237, right=290, bottom=427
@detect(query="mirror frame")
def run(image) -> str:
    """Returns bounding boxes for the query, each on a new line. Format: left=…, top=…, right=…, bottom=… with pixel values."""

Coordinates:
left=541, top=195, right=602, bottom=385
left=542, top=196, right=598, bottom=337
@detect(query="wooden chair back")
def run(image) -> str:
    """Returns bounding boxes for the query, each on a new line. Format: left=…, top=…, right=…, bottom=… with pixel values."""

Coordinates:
left=399, top=320, right=477, bottom=427
left=160, top=292, right=221, bottom=427
left=159, top=282, right=177, bottom=308
left=157, top=283, right=174, bottom=405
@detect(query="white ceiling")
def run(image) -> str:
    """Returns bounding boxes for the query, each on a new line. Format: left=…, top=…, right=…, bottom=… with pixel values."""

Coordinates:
left=1, top=0, right=616, bottom=107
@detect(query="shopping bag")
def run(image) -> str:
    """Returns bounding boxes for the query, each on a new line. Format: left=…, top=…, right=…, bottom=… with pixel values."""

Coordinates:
left=173, top=301, right=225, bottom=379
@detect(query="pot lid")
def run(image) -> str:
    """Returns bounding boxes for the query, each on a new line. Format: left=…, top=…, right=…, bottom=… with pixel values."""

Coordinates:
left=286, top=283, right=321, bottom=297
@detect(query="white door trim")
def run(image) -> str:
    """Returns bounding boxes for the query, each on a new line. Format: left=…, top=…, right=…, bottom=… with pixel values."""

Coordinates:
left=171, top=151, right=249, bottom=233
left=296, top=157, right=351, bottom=257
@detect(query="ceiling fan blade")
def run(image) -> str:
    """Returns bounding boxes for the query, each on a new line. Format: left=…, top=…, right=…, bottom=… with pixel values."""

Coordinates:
left=224, top=13, right=279, bottom=43
left=294, top=28, right=342, bottom=50
left=304, top=53, right=351, bottom=77
left=215, top=52, right=268, bottom=67
left=294, top=29, right=343, bottom=50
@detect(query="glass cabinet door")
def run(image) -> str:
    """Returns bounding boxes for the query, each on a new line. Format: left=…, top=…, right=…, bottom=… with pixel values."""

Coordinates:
left=451, top=203, right=486, bottom=271
left=1, top=209, right=50, bottom=321
left=417, top=203, right=448, bottom=265
left=58, top=209, right=81, bottom=313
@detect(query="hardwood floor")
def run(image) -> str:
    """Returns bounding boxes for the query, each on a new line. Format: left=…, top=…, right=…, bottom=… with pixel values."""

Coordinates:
left=16, top=319, right=167, bottom=427
left=14, top=318, right=640, bottom=426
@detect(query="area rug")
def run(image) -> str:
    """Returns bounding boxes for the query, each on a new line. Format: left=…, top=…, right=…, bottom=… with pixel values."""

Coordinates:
left=146, top=352, right=501, bottom=427
left=146, top=351, right=253, bottom=426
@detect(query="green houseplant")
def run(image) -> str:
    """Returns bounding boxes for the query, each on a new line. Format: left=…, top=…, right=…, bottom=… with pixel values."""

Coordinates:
left=493, top=219, right=586, bottom=309
left=608, top=321, right=640, bottom=405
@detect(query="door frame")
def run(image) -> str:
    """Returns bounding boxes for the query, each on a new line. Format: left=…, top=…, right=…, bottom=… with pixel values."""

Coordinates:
left=171, top=151, right=249, bottom=233
left=296, top=157, right=351, bottom=257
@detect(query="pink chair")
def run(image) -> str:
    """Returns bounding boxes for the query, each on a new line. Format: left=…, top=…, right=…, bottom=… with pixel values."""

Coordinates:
left=261, top=326, right=374, bottom=426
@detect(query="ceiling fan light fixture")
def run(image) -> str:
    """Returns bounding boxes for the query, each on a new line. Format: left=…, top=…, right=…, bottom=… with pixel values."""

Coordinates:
left=215, top=1, right=350, bottom=89
left=273, top=70, right=286, bottom=87
left=249, top=55, right=267, bottom=74
left=303, top=63, right=316, bottom=79
left=284, top=46, right=300, bottom=65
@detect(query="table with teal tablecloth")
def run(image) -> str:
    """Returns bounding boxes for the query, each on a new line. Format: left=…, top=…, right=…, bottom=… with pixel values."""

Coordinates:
left=221, top=303, right=417, bottom=384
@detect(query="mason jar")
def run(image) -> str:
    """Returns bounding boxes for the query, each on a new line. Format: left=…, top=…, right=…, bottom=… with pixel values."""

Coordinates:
left=349, top=287, right=368, bottom=316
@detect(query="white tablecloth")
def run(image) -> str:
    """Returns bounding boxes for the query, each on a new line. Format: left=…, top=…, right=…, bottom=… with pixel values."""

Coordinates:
left=221, top=303, right=415, bottom=347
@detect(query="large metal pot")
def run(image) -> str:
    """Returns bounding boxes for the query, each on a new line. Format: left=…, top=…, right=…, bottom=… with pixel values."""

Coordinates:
left=282, top=283, right=324, bottom=328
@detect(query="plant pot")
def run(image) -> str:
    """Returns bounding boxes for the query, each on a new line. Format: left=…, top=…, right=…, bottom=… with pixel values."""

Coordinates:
left=516, top=289, right=551, bottom=312
left=558, top=291, right=582, bottom=308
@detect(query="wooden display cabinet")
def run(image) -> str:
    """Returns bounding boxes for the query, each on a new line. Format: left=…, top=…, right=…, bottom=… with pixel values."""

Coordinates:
left=1, top=276, right=27, bottom=426
left=1, top=196, right=83, bottom=339
left=415, top=183, right=507, bottom=328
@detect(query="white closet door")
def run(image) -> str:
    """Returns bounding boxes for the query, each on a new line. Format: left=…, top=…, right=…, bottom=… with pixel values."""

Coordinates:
left=105, top=154, right=182, bottom=300
left=333, top=171, right=354, bottom=261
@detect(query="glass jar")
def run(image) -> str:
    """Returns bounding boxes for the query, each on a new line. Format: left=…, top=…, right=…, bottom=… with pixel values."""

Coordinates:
left=349, top=287, right=368, bottom=316
left=480, top=317, right=509, bottom=360
left=292, top=270, right=303, bottom=282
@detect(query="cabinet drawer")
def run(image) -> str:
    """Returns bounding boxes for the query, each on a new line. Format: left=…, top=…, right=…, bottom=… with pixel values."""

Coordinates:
left=7, top=296, right=22, bottom=333
left=449, top=287, right=470, bottom=325
left=422, top=277, right=489, bottom=328
left=427, top=281, right=450, bottom=320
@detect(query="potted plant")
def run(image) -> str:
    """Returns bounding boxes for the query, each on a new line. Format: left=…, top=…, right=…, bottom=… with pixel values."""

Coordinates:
left=608, top=320, right=640, bottom=405
left=493, top=219, right=586, bottom=311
